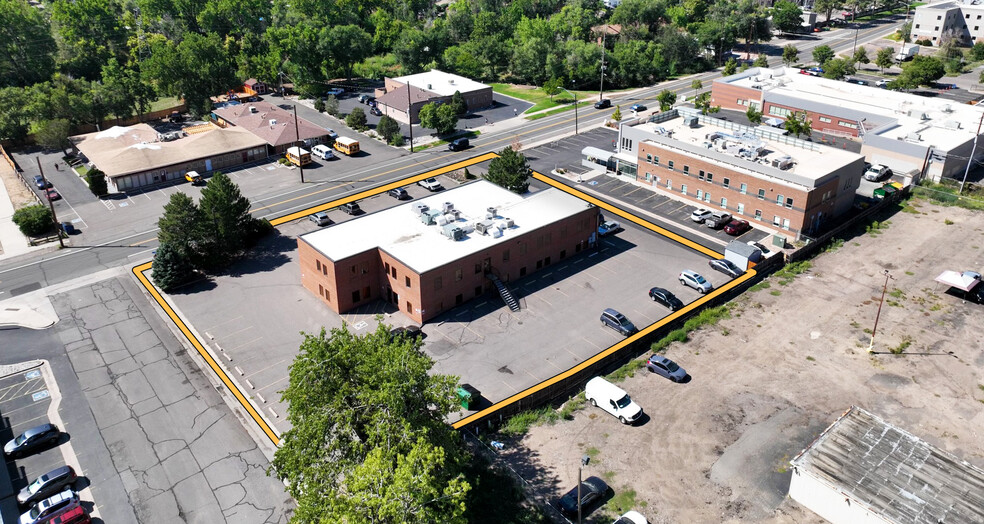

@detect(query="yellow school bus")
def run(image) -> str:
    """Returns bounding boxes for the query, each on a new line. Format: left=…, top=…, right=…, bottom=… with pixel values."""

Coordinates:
left=286, top=146, right=312, bottom=166
left=333, top=137, right=360, bottom=156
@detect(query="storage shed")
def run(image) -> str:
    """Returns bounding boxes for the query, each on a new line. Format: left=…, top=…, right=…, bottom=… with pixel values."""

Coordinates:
left=789, top=406, right=984, bottom=524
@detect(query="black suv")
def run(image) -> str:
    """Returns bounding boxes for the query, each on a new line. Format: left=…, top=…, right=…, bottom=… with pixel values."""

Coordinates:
left=556, top=476, right=609, bottom=519
left=594, top=99, right=612, bottom=109
left=387, top=188, right=409, bottom=200
left=339, top=202, right=361, bottom=215
left=448, top=138, right=469, bottom=151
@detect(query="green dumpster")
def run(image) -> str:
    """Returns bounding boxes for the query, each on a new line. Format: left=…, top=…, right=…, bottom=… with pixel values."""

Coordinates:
left=873, top=184, right=897, bottom=198
left=457, top=384, right=480, bottom=410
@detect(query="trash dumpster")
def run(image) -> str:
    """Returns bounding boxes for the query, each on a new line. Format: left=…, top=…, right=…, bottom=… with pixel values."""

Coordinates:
left=457, top=384, right=480, bottom=410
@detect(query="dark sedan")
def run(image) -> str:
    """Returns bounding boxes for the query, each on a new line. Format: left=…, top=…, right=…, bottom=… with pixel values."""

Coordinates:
left=556, top=476, right=608, bottom=519
left=708, top=259, right=744, bottom=278
left=648, top=287, right=684, bottom=311
left=4, top=424, right=60, bottom=458
left=594, top=99, right=612, bottom=109
left=18, top=466, right=77, bottom=507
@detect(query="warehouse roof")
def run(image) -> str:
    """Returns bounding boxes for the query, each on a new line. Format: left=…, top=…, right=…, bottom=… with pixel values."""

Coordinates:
left=300, top=180, right=594, bottom=273
left=790, top=406, right=984, bottom=524
left=392, top=69, right=490, bottom=97
left=73, top=124, right=267, bottom=179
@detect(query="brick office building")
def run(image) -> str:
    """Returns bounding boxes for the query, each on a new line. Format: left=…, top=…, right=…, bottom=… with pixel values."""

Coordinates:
left=375, top=69, right=494, bottom=125
left=298, top=181, right=600, bottom=324
left=614, top=108, right=864, bottom=238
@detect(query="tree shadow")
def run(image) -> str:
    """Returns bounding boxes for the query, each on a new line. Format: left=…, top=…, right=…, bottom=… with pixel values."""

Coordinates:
left=224, top=230, right=295, bottom=278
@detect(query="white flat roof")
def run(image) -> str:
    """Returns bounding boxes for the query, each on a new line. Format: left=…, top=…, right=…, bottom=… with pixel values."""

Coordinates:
left=393, top=69, right=490, bottom=97
left=301, top=181, right=593, bottom=273
left=724, top=67, right=983, bottom=153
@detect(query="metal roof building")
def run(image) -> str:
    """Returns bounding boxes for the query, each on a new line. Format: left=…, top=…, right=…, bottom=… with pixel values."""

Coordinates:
left=789, top=406, right=984, bottom=524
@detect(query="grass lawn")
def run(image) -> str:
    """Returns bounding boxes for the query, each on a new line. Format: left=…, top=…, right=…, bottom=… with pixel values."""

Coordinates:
left=525, top=101, right=593, bottom=121
left=490, top=83, right=594, bottom=113
left=149, top=96, right=183, bottom=112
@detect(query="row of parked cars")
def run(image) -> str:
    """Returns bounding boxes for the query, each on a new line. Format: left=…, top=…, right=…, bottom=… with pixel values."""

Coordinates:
left=308, top=178, right=447, bottom=227
left=4, top=423, right=90, bottom=524
left=690, top=208, right=751, bottom=236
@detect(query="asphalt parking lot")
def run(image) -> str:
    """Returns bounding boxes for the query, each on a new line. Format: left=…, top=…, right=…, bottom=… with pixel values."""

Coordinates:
left=168, top=163, right=728, bottom=431
left=0, top=365, right=93, bottom=523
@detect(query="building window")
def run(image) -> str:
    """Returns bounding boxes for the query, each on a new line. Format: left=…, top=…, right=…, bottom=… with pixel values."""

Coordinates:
left=915, top=23, right=920, bottom=28
left=668, top=160, right=675, bottom=170
left=737, top=202, right=745, bottom=215
left=819, top=116, right=832, bottom=123
left=519, top=242, right=527, bottom=254
left=698, top=170, right=705, bottom=180
left=758, top=188, right=766, bottom=200
left=435, top=276, right=442, bottom=290
left=384, top=262, right=390, bottom=274
left=475, top=263, right=481, bottom=274
left=361, top=263, right=368, bottom=274
left=720, top=197, right=727, bottom=209
left=782, top=218, right=790, bottom=230
left=776, top=194, right=784, bottom=206
left=704, top=192, right=711, bottom=203
left=318, top=284, right=324, bottom=296
left=723, top=177, right=730, bottom=189
left=653, top=156, right=659, bottom=166
left=773, top=215, right=781, bottom=226
left=667, top=179, right=672, bottom=191
left=681, top=183, right=687, bottom=195
left=352, top=289, right=361, bottom=303
left=737, top=98, right=748, bottom=106
left=768, top=106, right=791, bottom=117
left=323, top=265, right=327, bottom=276
left=316, top=260, right=321, bottom=271
left=937, top=15, right=941, bottom=19
left=754, top=209, right=762, bottom=220
left=646, top=154, right=652, bottom=163
left=740, top=183, right=747, bottom=194
left=786, top=197, right=793, bottom=209
left=405, top=276, right=411, bottom=287
left=696, top=189, right=703, bottom=200
left=455, top=268, right=462, bottom=281
left=406, top=301, right=412, bottom=313
left=838, top=121, right=858, bottom=129
left=503, top=249, right=510, bottom=262
left=706, top=173, right=713, bottom=183
left=683, top=165, right=690, bottom=174
left=351, top=265, right=356, bottom=274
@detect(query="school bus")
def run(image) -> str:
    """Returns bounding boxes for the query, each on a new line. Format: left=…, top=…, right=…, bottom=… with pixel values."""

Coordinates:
left=333, top=137, right=360, bottom=156
left=285, top=146, right=312, bottom=166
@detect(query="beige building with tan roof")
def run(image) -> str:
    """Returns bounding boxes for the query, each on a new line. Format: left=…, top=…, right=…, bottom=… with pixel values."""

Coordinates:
left=211, top=101, right=330, bottom=154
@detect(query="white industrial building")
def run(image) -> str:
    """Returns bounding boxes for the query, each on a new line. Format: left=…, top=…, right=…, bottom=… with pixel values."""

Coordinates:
left=789, top=406, right=984, bottom=524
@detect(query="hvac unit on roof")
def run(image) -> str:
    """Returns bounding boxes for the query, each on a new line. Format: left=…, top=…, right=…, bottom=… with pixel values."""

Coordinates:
left=475, top=220, right=495, bottom=235
left=442, top=224, right=464, bottom=240
left=943, top=120, right=961, bottom=130
left=411, top=203, right=429, bottom=216
left=907, top=110, right=927, bottom=120
left=942, top=104, right=953, bottom=113
left=448, top=78, right=455, bottom=84
left=249, top=106, right=257, bottom=113
left=442, top=202, right=454, bottom=213
left=269, top=119, right=278, bottom=126
left=905, top=132, right=922, bottom=142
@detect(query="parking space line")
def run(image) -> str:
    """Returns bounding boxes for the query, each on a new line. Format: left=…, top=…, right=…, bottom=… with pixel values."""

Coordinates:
left=9, top=413, right=52, bottom=430
left=256, top=375, right=289, bottom=393
left=0, top=379, right=44, bottom=402
left=220, top=325, right=255, bottom=339
left=243, top=358, right=291, bottom=381
left=226, top=336, right=263, bottom=352
left=202, top=315, right=246, bottom=333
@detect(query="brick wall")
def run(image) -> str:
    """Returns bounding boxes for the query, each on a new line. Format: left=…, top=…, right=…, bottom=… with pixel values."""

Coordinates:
left=710, top=81, right=763, bottom=112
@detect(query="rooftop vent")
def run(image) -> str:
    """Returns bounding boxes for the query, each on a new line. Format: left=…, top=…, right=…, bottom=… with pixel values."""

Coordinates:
left=905, top=132, right=922, bottom=142
left=942, top=120, right=961, bottom=130
left=442, top=224, right=464, bottom=241
left=942, top=104, right=953, bottom=113
left=249, top=106, right=257, bottom=113
left=411, top=203, right=429, bottom=216
left=269, top=119, right=278, bottom=126
left=487, top=207, right=497, bottom=217
left=475, top=220, right=495, bottom=235
left=449, top=78, right=455, bottom=84
left=442, top=202, right=454, bottom=213
left=683, top=116, right=699, bottom=128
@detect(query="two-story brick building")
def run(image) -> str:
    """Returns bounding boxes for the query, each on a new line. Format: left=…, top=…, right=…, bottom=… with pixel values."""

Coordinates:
left=297, top=181, right=600, bottom=324
left=613, top=108, right=864, bottom=238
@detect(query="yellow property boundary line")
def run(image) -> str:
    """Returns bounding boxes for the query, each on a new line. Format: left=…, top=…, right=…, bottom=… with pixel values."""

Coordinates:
left=130, top=152, right=754, bottom=444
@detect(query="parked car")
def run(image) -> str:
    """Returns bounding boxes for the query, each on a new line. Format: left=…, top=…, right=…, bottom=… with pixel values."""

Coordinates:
left=59, top=222, right=76, bottom=235
left=875, top=79, right=889, bottom=88
left=585, top=377, right=642, bottom=424
left=45, top=188, right=61, bottom=201
left=387, top=188, right=409, bottom=200
left=311, top=144, right=335, bottom=160
left=690, top=208, right=712, bottom=223
left=448, top=138, right=470, bottom=151
left=33, top=175, right=50, bottom=189
left=708, top=258, right=743, bottom=278
left=723, top=219, right=751, bottom=236
left=648, top=287, right=684, bottom=310
left=325, top=128, right=339, bottom=139
left=600, top=308, right=637, bottom=336
left=339, top=202, right=361, bottom=215
left=705, top=212, right=732, bottom=229
left=308, top=212, right=331, bottom=226
left=18, top=466, right=77, bottom=507
left=598, top=220, right=621, bottom=237
left=864, top=164, right=890, bottom=182
left=19, top=489, right=79, bottom=524
left=369, top=106, right=383, bottom=117
left=184, top=171, right=204, bottom=185
left=556, top=476, right=609, bottom=519
left=646, top=354, right=687, bottom=382
left=679, top=270, right=713, bottom=294
left=418, top=178, right=443, bottom=191
left=594, top=99, right=612, bottom=109
left=358, top=95, right=375, bottom=104
left=845, top=77, right=869, bottom=86
left=5, top=424, right=60, bottom=458
left=325, top=87, right=344, bottom=96
left=614, top=511, right=649, bottom=524
left=747, top=240, right=769, bottom=253
left=45, top=506, right=89, bottom=524
left=630, top=104, right=647, bottom=112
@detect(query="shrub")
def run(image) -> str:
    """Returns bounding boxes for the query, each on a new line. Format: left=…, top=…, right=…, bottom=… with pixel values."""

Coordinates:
left=346, top=108, right=368, bottom=131
left=324, top=95, right=339, bottom=116
left=12, top=205, right=53, bottom=237
left=500, top=407, right=558, bottom=435
left=86, top=168, right=107, bottom=197
left=314, top=98, right=326, bottom=113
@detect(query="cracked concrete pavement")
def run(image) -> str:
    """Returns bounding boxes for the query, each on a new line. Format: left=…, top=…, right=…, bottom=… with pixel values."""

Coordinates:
left=51, top=277, right=293, bottom=523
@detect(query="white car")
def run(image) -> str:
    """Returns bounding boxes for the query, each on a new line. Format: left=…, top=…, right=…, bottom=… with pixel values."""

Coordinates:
left=679, top=270, right=713, bottom=294
left=311, top=144, right=335, bottom=160
left=20, top=489, right=79, bottom=524
left=417, top=177, right=443, bottom=191
left=614, top=510, right=648, bottom=524
left=691, top=208, right=712, bottom=223
left=875, top=79, right=889, bottom=88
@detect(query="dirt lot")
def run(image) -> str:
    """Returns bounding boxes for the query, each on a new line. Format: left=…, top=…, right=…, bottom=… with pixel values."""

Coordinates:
left=502, top=199, right=984, bottom=523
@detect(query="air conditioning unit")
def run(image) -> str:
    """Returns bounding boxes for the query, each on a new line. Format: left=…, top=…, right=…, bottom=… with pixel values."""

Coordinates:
left=442, top=224, right=464, bottom=240
left=411, top=203, right=429, bottom=216
left=486, top=207, right=497, bottom=217
left=683, top=116, right=699, bottom=128
left=942, top=104, right=953, bottom=113
left=475, top=220, right=495, bottom=235
left=442, top=202, right=454, bottom=213
left=421, top=209, right=443, bottom=225
left=249, top=106, right=258, bottom=113
left=905, top=132, right=922, bottom=142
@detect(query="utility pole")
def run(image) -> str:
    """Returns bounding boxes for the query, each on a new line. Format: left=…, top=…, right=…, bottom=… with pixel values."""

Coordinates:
left=577, top=455, right=589, bottom=524
left=867, top=269, right=893, bottom=353
left=853, top=25, right=860, bottom=56
left=572, top=83, right=579, bottom=135
left=35, top=158, right=63, bottom=248
left=407, top=81, right=414, bottom=153
left=599, top=26, right=607, bottom=102
left=959, top=109, right=984, bottom=194
left=293, top=104, right=304, bottom=183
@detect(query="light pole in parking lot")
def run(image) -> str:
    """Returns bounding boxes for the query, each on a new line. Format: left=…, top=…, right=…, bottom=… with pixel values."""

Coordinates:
left=577, top=454, right=589, bottom=524
left=868, top=269, right=893, bottom=353
left=571, top=81, right=579, bottom=135
left=35, top=158, right=63, bottom=248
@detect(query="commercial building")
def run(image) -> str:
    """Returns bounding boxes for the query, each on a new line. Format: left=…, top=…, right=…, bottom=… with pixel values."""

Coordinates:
left=375, top=69, right=493, bottom=124
left=72, top=124, right=268, bottom=192
left=604, top=107, right=863, bottom=239
left=911, top=1, right=984, bottom=45
left=298, top=181, right=599, bottom=324
left=789, top=406, right=984, bottom=524
left=211, top=100, right=331, bottom=155
left=710, top=67, right=984, bottom=183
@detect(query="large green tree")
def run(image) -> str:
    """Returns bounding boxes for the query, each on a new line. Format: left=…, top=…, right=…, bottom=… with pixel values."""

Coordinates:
left=152, top=242, right=195, bottom=292
left=418, top=103, right=458, bottom=135
left=771, top=1, right=803, bottom=35
left=656, top=89, right=677, bottom=111
left=782, top=44, right=799, bottom=67
left=157, top=192, right=203, bottom=266
left=0, top=0, right=56, bottom=88
left=272, top=325, right=467, bottom=523
left=485, top=146, right=531, bottom=194
left=813, top=45, right=835, bottom=66
left=784, top=111, right=812, bottom=138
left=12, top=205, right=54, bottom=237
left=875, top=47, right=895, bottom=72
left=197, top=172, right=255, bottom=269
left=897, top=55, right=945, bottom=88
left=49, top=0, right=130, bottom=80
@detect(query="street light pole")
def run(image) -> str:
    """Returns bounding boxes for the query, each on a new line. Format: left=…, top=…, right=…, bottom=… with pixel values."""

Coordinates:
left=293, top=104, right=304, bottom=183
left=868, top=269, right=893, bottom=353
left=577, top=455, right=589, bottom=524
left=853, top=25, right=860, bottom=56
left=572, top=85, right=579, bottom=135
left=406, top=80, right=414, bottom=154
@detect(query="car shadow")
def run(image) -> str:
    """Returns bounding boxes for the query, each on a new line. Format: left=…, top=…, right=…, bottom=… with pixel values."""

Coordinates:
left=677, top=374, right=693, bottom=384
left=631, top=412, right=651, bottom=427
left=74, top=475, right=91, bottom=491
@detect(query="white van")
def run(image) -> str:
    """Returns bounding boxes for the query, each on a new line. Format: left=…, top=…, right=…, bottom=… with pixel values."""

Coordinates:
left=312, top=144, right=335, bottom=160
left=584, top=377, right=642, bottom=424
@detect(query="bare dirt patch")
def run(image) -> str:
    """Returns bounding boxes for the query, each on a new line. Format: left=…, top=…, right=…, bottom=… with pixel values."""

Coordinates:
left=500, top=199, right=984, bottom=523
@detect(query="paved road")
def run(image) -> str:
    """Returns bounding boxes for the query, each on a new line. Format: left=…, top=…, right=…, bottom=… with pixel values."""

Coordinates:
left=3, top=274, right=293, bottom=523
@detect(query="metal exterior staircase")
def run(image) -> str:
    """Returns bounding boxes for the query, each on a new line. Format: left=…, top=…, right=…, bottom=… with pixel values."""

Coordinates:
left=487, top=273, right=520, bottom=312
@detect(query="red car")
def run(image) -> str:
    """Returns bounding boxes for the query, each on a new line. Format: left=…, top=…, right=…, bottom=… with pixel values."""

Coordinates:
left=45, top=188, right=61, bottom=201
left=723, top=219, right=751, bottom=236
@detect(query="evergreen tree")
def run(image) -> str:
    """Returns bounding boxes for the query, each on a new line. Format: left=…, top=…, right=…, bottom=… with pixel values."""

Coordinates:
left=197, top=172, right=255, bottom=270
left=346, top=107, right=368, bottom=131
left=151, top=242, right=193, bottom=292
left=449, top=90, right=467, bottom=115
left=86, top=168, right=107, bottom=197
left=157, top=192, right=202, bottom=266
left=377, top=115, right=401, bottom=143
left=485, top=147, right=531, bottom=194
left=723, top=58, right=738, bottom=76
left=782, top=44, right=799, bottom=67
left=656, top=89, right=677, bottom=111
